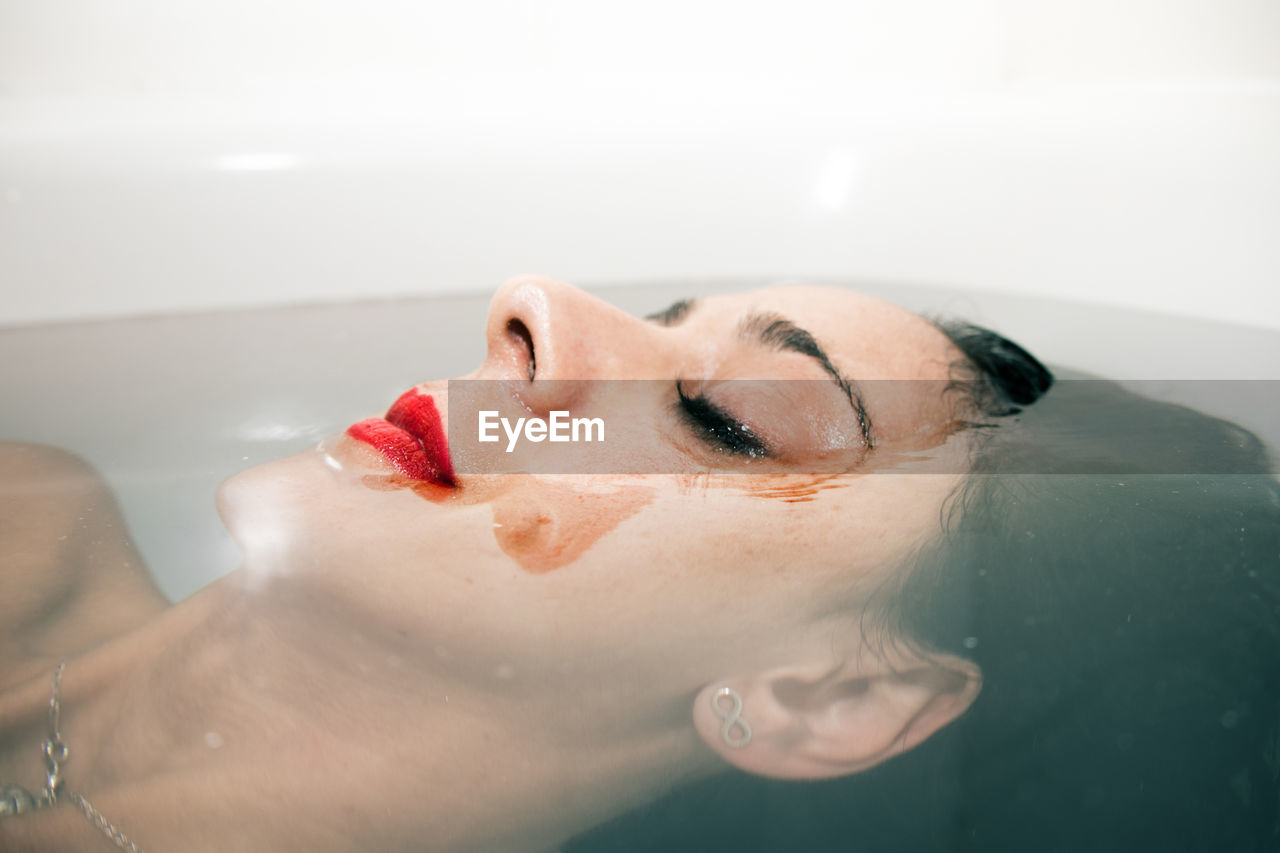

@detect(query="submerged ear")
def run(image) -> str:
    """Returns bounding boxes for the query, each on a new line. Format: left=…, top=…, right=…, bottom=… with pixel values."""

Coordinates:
left=693, top=651, right=981, bottom=780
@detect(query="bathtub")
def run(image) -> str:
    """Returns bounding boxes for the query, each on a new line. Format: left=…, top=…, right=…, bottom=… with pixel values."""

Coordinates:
left=3, top=27, right=1279, bottom=331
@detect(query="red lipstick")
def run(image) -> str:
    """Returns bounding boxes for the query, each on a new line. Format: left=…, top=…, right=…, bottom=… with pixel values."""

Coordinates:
left=347, top=390, right=455, bottom=486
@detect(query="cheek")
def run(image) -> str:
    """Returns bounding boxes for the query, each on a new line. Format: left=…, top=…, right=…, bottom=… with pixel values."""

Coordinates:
left=638, top=475, right=958, bottom=601
left=600, top=487, right=816, bottom=602
left=490, top=478, right=656, bottom=574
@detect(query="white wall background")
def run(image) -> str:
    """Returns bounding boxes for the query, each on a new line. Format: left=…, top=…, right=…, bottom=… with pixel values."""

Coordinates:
left=2, top=0, right=1278, bottom=328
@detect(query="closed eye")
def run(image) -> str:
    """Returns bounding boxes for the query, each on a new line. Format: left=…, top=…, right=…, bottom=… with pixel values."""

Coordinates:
left=674, top=381, right=769, bottom=459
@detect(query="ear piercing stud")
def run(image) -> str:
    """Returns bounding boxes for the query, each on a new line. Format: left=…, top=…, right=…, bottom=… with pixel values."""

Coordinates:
left=711, top=687, right=751, bottom=747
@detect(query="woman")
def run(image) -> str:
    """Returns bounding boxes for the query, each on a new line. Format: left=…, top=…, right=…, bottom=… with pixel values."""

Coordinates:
left=1, top=276, right=1276, bottom=851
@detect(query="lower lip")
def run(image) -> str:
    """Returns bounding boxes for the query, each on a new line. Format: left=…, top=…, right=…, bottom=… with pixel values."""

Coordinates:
left=346, top=394, right=454, bottom=486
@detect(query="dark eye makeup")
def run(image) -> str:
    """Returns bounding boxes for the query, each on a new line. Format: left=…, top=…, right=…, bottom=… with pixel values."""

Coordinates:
left=674, top=380, right=770, bottom=459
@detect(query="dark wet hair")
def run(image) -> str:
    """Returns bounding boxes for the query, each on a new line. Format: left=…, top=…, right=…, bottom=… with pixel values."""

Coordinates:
left=570, top=324, right=1280, bottom=852
left=933, top=320, right=1054, bottom=418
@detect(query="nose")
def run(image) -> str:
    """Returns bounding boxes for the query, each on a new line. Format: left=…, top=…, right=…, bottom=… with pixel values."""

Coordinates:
left=481, top=274, right=667, bottom=382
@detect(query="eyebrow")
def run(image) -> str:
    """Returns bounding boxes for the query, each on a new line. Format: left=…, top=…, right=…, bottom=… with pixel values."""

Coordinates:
left=739, top=312, right=875, bottom=448
left=645, top=298, right=698, bottom=327
left=645, top=297, right=875, bottom=448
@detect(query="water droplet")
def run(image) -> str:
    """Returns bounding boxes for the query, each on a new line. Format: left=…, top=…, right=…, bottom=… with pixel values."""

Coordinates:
left=204, top=732, right=223, bottom=749
left=963, top=636, right=979, bottom=649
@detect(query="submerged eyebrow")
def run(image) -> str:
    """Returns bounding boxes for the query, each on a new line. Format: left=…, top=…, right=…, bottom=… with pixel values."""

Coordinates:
left=739, top=312, right=875, bottom=448
left=645, top=298, right=698, bottom=327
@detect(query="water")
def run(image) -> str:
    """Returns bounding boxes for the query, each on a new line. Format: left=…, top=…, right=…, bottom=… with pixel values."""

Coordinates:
left=1, top=279, right=1278, bottom=851
left=2, top=279, right=1276, bottom=601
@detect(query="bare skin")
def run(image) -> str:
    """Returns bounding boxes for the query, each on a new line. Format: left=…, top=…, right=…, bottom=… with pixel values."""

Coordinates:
left=0, top=443, right=167, bottom=685
left=0, top=277, right=982, bottom=851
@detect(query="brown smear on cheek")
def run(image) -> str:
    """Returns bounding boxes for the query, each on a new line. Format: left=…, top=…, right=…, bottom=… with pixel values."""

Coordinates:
left=734, top=472, right=854, bottom=503
left=727, top=436, right=959, bottom=504
left=490, top=480, right=655, bottom=574
left=361, top=474, right=655, bottom=574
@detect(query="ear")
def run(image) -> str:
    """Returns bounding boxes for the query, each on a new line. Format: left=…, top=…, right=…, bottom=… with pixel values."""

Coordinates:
left=692, top=651, right=981, bottom=780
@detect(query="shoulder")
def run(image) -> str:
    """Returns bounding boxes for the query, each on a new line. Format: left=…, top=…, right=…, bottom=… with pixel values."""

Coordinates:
left=0, top=442, right=145, bottom=645
left=0, top=440, right=106, bottom=490
left=0, top=439, right=109, bottom=544
left=0, top=441, right=114, bottom=500
left=0, top=441, right=113, bottom=562
left=0, top=443, right=171, bottom=690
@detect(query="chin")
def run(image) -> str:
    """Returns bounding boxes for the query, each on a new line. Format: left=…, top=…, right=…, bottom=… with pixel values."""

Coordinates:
left=214, top=451, right=329, bottom=575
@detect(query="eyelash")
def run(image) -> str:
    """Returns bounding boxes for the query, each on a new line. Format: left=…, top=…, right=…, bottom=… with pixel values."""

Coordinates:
left=675, top=380, right=770, bottom=459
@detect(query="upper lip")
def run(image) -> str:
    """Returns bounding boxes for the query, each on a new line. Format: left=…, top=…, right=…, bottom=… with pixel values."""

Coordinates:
left=386, top=388, right=455, bottom=485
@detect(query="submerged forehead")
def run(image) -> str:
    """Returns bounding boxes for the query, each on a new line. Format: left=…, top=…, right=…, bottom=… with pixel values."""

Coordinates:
left=692, top=284, right=962, bottom=381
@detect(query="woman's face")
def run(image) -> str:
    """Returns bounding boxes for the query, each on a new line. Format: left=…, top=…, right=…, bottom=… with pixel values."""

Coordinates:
left=217, top=276, right=969, bottom=699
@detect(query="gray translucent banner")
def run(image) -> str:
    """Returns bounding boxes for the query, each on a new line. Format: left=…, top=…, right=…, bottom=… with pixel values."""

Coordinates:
left=439, top=380, right=1279, bottom=476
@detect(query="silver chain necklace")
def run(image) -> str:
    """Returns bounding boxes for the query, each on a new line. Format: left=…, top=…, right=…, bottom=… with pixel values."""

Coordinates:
left=0, top=661, right=146, bottom=852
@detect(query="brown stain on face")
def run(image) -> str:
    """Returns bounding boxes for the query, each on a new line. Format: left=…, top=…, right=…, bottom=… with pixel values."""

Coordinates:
left=724, top=432, right=964, bottom=504
left=490, top=480, right=655, bottom=574
left=361, top=473, right=655, bottom=574
left=671, top=470, right=857, bottom=506
left=359, top=423, right=960, bottom=573
left=669, top=470, right=856, bottom=504
left=736, top=472, right=852, bottom=503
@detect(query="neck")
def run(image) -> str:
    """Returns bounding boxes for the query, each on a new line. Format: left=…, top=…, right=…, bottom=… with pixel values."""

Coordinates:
left=5, top=572, right=713, bottom=851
